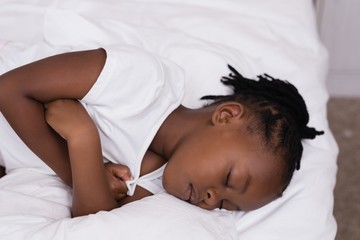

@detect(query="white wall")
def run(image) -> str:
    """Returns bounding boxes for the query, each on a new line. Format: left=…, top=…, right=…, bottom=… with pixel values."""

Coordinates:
left=317, top=0, right=360, bottom=97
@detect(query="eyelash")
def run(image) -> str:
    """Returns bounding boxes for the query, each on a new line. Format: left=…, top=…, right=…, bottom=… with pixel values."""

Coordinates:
left=225, top=171, right=231, bottom=186
left=220, top=200, right=224, bottom=209
left=220, top=171, right=231, bottom=209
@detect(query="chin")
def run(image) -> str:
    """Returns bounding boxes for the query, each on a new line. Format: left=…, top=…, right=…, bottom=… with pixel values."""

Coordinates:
left=162, top=177, right=184, bottom=201
left=162, top=165, right=188, bottom=201
left=162, top=176, right=173, bottom=195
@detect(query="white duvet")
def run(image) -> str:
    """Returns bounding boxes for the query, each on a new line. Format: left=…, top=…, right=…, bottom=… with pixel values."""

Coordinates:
left=0, top=0, right=338, bottom=239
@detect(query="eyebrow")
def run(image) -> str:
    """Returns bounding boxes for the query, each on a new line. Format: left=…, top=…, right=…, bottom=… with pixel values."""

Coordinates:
left=241, top=174, right=252, bottom=194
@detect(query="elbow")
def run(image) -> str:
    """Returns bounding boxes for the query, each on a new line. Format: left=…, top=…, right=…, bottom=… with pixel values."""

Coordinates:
left=71, top=207, right=112, bottom=218
left=71, top=204, right=92, bottom=218
left=71, top=200, right=118, bottom=218
left=71, top=209, right=87, bottom=218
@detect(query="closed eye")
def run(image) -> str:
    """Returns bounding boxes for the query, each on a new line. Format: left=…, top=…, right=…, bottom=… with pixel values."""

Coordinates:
left=219, top=199, right=224, bottom=209
left=219, top=170, right=231, bottom=209
left=225, top=170, right=231, bottom=187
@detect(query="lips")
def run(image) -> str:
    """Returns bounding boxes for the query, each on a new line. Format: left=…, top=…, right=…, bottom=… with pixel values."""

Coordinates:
left=186, top=184, right=200, bottom=205
left=187, top=184, right=193, bottom=203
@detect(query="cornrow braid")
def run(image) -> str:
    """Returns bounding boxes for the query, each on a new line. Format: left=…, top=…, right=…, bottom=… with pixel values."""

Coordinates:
left=201, top=65, right=324, bottom=190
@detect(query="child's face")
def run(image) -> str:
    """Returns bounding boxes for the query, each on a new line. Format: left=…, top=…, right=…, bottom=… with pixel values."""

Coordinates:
left=162, top=119, right=284, bottom=211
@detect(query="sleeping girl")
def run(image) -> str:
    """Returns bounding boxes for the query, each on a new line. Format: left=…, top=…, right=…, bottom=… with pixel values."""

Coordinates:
left=0, top=46, right=323, bottom=217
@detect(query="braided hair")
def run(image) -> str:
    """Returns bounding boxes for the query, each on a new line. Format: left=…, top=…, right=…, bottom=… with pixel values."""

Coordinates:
left=201, top=65, right=324, bottom=190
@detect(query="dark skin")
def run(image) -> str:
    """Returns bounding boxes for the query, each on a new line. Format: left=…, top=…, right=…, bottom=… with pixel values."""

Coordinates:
left=44, top=99, right=166, bottom=215
left=0, top=49, right=164, bottom=216
left=0, top=48, right=285, bottom=216
left=152, top=103, right=284, bottom=211
left=0, top=49, right=104, bottom=187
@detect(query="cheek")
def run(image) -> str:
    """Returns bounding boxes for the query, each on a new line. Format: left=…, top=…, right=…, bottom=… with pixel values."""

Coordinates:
left=242, top=175, right=284, bottom=210
left=162, top=137, right=219, bottom=192
left=162, top=163, right=174, bottom=192
left=165, top=146, right=196, bottom=180
left=162, top=158, right=185, bottom=195
left=242, top=190, right=280, bottom=211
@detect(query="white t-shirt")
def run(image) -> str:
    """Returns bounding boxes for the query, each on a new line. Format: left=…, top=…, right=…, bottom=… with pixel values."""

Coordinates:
left=0, top=45, right=185, bottom=196
left=81, top=45, right=185, bottom=195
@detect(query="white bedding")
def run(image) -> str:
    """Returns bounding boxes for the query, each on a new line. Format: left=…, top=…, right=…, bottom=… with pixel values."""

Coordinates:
left=0, top=0, right=338, bottom=239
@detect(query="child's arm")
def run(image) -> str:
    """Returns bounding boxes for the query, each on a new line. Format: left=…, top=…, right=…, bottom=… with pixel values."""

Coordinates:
left=0, top=49, right=106, bottom=186
left=45, top=99, right=118, bottom=217
left=45, top=100, right=166, bottom=214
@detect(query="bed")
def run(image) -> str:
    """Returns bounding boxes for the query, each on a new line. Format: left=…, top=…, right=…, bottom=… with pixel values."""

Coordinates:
left=0, top=0, right=338, bottom=239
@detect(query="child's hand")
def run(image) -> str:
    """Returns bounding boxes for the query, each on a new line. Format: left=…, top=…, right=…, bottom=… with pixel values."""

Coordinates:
left=104, top=162, right=132, bottom=201
left=45, top=100, right=132, bottom=202
left=44, top=99, right=95, bottom=140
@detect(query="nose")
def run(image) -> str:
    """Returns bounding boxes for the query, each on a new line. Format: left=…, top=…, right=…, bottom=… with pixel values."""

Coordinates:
left=202, top=188, right=220, bottom=209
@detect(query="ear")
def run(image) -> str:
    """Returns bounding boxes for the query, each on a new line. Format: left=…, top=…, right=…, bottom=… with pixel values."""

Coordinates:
left=212, top=102, right=245, bottom=125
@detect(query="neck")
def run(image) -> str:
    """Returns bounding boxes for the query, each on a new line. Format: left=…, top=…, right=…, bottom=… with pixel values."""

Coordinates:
left=149, top=105, right=212, bottom=159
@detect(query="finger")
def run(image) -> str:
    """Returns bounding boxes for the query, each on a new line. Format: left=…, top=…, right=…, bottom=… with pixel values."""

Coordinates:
left=107, top=177, right=127, bottom=197
left=105, top=166, right=129, bottom=191
left=111, top=164, right=132, bottom=181
left=116, top=180, right=129, bottom=195
left=115, top=193, right=127, bottom=202
left=111, top=177, right=129, bottom=201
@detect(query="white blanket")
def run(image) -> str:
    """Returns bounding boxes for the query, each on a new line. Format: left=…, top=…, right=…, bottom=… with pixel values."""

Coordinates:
left=0, top=0, right=338, bottom=239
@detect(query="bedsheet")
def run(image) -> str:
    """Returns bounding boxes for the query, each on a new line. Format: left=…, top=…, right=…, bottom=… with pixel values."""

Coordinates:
left=0, top=0, right=338, bottom=239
